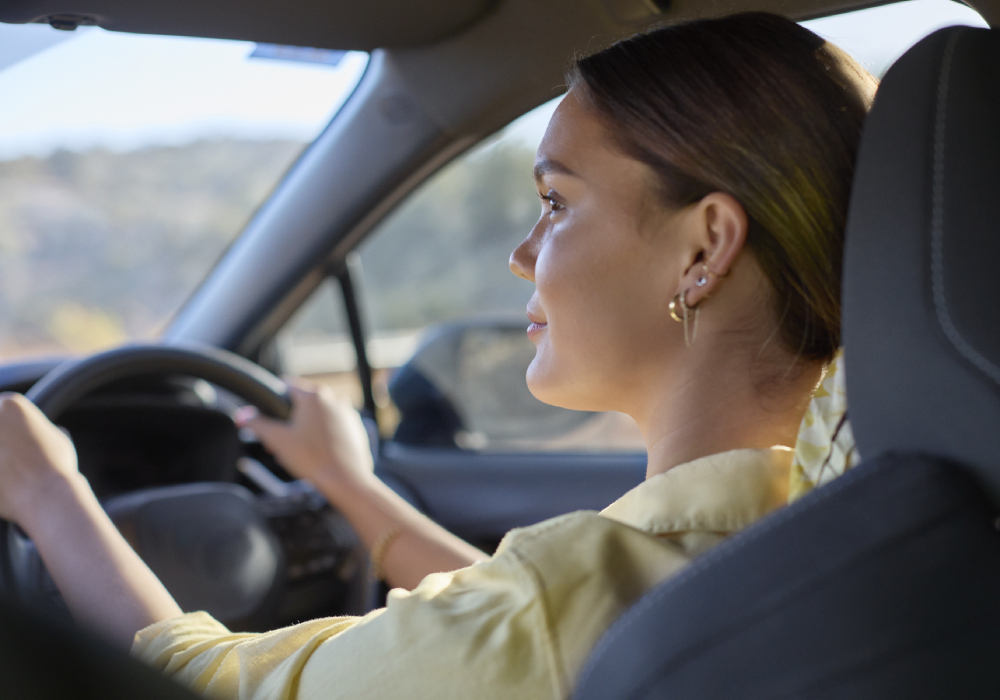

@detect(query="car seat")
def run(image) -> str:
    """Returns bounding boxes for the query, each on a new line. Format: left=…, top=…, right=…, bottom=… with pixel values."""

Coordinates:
left=573, top=25, right=1000, bottom=700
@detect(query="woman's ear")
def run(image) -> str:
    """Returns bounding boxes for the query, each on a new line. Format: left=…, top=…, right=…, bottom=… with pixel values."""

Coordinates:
left=681, top=192, right=748, bottom=307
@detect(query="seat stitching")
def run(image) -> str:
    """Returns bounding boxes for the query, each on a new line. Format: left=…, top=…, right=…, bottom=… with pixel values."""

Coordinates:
left=930, top=29, right=1000, bottom=387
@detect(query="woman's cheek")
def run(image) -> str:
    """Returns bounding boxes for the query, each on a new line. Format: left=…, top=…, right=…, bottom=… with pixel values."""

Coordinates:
left=531, top=241, right=560, bottom=307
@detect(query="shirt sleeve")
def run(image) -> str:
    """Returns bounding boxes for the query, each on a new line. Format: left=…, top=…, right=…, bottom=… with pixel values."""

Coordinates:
left=132, top=548, right=563, bottom=700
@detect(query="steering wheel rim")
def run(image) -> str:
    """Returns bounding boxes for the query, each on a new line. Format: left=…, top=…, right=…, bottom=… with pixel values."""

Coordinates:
left=25, top=342, right=291, bottom=421
left=0, top=342, right=292, bottom=606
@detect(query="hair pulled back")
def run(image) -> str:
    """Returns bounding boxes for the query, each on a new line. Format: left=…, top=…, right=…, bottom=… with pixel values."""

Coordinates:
left=569, top=12, right=877, bottom=364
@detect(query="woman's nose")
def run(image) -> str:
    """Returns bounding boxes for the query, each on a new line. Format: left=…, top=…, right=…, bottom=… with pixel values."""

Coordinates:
left=509, top=227, right=539, bottom=282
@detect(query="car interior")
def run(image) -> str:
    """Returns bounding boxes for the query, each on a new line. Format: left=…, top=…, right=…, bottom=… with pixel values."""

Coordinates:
left=0, top=0, right=998, bottom=697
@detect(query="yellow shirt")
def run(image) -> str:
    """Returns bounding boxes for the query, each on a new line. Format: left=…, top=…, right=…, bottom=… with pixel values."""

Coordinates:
left=132, top=447, right=792, bottom=700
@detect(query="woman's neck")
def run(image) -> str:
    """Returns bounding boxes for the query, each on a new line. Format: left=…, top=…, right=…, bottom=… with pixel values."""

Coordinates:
left=635, top=348, right=822, bottom=480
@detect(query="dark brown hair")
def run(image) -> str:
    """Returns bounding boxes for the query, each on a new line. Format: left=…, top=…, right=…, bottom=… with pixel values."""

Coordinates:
left=569, top=12, right=877, bottom=363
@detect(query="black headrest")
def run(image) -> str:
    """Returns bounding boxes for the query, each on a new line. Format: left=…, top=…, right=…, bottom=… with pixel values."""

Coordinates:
left=844, top=26, right=1000, bottom=503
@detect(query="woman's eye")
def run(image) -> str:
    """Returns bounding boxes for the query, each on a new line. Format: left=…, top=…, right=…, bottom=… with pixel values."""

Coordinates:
left=539, top=191, right=564, bottom=213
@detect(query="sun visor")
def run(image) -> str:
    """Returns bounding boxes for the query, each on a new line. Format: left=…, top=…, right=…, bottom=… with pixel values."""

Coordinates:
left=0, top=0, right=497, bottom=50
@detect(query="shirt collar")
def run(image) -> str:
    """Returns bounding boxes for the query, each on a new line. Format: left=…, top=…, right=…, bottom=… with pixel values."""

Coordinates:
left=600, top=447, right=792, bottom=535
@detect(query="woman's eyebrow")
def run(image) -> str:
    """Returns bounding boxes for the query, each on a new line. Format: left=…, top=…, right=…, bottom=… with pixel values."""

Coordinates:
left=533, top=158, right=578, bottom=182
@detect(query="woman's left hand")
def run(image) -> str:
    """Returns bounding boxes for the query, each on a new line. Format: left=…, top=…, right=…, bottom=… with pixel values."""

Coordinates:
left=0, top=392, right=81, bottom=529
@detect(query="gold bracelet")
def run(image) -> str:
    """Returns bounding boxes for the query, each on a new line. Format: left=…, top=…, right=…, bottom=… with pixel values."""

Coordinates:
left=369, top=525, right=403, bottom=582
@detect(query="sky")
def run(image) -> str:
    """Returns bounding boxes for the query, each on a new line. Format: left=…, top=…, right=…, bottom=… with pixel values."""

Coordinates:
left=0, top=25, right=368, bottom=158
left=0, top=0, right=989, bottom=160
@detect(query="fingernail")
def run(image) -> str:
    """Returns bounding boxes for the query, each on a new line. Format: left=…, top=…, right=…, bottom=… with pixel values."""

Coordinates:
left=233, top=406, right=258, bottom=425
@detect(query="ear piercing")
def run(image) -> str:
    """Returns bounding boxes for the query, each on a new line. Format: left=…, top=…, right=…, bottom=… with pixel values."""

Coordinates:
left=669, top=290, right=700, bottom=347
left=668, top=292, right=687, bottom=322
left=673, top=263, right=728, bottom=347
left=695, top=262, right=726, bottom=287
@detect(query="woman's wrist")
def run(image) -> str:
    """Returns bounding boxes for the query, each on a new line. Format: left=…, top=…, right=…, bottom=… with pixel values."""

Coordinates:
left=310, top=465, right=382, bottom=508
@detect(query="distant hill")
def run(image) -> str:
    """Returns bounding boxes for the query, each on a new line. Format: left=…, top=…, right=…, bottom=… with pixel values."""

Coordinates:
left=0, top=139, right=304, bottom=356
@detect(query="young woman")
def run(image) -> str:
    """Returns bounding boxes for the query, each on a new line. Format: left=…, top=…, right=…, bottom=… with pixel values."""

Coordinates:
left=0, top=12, right=877, bottom=700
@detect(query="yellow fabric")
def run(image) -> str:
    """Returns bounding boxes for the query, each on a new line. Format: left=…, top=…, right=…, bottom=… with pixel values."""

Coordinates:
left=789, top=349, right=861, bottom=502
left=133, top=447, right=792, bottom=700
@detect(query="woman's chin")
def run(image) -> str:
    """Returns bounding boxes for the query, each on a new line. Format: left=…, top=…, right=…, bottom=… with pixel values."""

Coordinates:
left=525, top=361, right=565, bottom=408
left=526, top=361, right=601, bottom=412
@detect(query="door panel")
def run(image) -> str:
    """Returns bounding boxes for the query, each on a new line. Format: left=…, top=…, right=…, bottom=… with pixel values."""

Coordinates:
left=377, top=443, right=645, bottom=550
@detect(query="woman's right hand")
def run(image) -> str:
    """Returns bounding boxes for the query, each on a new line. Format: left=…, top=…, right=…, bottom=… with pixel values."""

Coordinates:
left=234, top=383, right=376, bottom=499
left=239, top=382, right=487, bottom=590
left=0, top=392, right=81, bottom=530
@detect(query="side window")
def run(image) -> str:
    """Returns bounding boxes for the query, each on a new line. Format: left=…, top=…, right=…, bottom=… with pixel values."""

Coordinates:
left=801, top=0, right=987, bottom=76
left=275, top=278, right=366, bottom=409
left=277, top=98, right=644, bottom=452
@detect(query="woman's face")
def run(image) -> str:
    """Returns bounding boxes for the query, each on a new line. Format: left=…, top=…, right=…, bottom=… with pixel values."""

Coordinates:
left=510, top=90, right=693, bottom=414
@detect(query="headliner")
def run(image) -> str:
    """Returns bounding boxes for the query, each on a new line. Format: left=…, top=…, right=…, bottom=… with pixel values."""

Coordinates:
left=0, top=0, right=995, bottom=51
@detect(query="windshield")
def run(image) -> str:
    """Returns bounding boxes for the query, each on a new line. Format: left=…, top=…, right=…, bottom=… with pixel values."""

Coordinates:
left=0, top=23, right=367, bottom=360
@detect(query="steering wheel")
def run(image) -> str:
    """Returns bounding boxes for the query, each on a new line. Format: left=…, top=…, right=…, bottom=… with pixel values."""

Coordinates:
left=0, top=343, right=367, bottom=627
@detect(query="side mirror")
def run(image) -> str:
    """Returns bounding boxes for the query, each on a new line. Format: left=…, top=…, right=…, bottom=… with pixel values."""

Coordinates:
left=389, top=321, right=593, bottom=449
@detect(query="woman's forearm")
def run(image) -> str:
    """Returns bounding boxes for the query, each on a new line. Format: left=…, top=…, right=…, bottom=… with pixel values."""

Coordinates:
left=20, top=472, right=182, bottom=649
left=314, top=471, right=488, bottom=591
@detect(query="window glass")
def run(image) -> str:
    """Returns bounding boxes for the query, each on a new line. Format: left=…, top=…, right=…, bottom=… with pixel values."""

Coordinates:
left=802, top=0, right=988, bottom=77
left=0, top=23, right=368, bottom=359
left=277, top=277, right=366, bottom=409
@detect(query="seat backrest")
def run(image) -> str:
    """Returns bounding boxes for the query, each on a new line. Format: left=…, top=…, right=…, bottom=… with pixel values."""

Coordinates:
left=844, top=26, right=1000, bottom=505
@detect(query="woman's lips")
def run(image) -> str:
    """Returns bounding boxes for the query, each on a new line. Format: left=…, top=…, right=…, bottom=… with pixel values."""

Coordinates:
left=527, top=321, right=547, bottom=338
left=526, top=304, right=547, bottom=338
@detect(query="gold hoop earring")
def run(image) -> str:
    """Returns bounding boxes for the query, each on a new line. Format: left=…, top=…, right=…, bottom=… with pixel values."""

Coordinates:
left=669, top=291, right=700, bottom=347
left=669, top=293, right=685, bottom=322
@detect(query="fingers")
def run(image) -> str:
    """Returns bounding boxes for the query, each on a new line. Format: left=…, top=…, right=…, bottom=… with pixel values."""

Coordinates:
left=0, top=391, right=33, bottom=422
left=233, top=386, right=320, bottom=457
left=234, top=405, right=287, bottom=446
left=233, top=404, right=259, bottom=426
left=0, top=392, right=58, bottom=439
left=282, top=377, right=318, bottom=395
left=235, top=384, right=350, bottom=427
left=234, top=384, right=311, bottom=429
